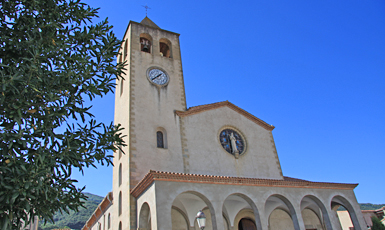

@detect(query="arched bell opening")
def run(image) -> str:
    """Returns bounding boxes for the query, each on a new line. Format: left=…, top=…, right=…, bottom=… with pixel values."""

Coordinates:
left=222, top=193, right=262, bottom=230
left=331, top=196, right=362, bottom=230
left=265, top=194, right=300, bottom=230
left=140, top=33, right=152, bottom=53
left=171, top=191, right=216, bottom=230
left=139, top=202, right=152, bottom=230
left=159, top=38, right=172, bottom=58
left=300, top=195, right=332, bottom=230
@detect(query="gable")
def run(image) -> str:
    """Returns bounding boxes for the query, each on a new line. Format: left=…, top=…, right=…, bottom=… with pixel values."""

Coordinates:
left=176, top=101, right=275, bottom=131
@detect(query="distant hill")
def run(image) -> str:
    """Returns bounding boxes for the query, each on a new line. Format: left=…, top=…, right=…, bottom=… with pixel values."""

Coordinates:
left=359, top=203, right=385, bottom=210
left=38, top=193, right=104, bottom=230
left=38, top=193, right=384, bottom=230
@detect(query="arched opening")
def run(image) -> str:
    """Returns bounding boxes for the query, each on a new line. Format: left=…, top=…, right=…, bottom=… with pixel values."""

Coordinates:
left=140, top=33, right=152, bottom=53
left=269, top=209, right=295, bottom=230
left=118, top=191, right=122, bottom=216
left=118, top=221, right=122, bottom=230
left=139, top=202, right=152, bottom=230
left=302, top=208, right=322, bottom=230
left=265, top=194, right=300, bottom=230
left=171, top=191, right=216, bottom=230
left=331, top=196, right=362, bottom=230
left=118, top=163, right=122, bottom=186
left=222, top=193, right=262, bottom=230
left=98, top=222, right=101, bottom=230
left=159, top=38, right=172, bottom=58
left=238, top=218, right=257, bottom=230
left=300, top=195, right=332, bottom=230
left=172, top=206, right=189, bottom=230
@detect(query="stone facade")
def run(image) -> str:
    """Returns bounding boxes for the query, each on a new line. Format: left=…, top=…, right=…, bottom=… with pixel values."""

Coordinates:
left=82, top=17, right=367, bottom=230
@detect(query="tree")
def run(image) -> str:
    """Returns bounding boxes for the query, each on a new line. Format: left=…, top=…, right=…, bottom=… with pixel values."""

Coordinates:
left=0, top=0, right=126, bottom=229
left=372, top=216, right=385, bottom=230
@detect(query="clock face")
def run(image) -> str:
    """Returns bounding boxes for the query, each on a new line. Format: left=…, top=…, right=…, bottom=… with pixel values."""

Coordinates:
left=147, top=68, right=169, bottom=86
left=219, top=129, right=245, bottom=155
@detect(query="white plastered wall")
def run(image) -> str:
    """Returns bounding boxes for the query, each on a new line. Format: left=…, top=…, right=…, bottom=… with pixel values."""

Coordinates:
left=181, top=106, right=282, bottom=179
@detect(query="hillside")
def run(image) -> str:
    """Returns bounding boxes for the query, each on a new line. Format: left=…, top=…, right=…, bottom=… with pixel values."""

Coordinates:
left=38, top=193, right=104, bottom=230
left=38, top=193, right=384, bottom=230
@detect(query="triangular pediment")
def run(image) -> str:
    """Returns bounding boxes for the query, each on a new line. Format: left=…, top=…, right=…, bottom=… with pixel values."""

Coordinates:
left=175, top=101, right=275, bottom=131
left=140, top=16, right=160, bottom=29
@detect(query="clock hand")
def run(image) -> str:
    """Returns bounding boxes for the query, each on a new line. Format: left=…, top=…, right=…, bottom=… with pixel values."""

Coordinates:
left=152, top=73, right=162, bottom=80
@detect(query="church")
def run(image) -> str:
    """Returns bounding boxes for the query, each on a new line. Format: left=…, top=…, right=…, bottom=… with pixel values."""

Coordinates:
left=82, top=17, right=366, bottom=230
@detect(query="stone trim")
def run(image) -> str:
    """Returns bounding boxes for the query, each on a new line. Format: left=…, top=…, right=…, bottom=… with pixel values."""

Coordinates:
left=269, top=131, right=283, bottom=177
left=82, top=192, right=113, bottom=230
left=179, top=116, right=190, bottom=173
left=175, top=101, right=275, bottom=131
left=131, top=171, right=358, bottom=198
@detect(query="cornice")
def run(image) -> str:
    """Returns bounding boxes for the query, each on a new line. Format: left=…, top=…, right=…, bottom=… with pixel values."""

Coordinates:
left=131, top=170, right=358, bottom=198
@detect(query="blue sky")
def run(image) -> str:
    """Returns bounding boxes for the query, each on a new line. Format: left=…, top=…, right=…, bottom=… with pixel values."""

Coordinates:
left=73, top=0, right=385, bottom=204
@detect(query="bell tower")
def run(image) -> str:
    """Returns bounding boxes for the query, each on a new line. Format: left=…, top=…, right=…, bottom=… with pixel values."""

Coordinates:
left=112, top=17, right=186, bottom=230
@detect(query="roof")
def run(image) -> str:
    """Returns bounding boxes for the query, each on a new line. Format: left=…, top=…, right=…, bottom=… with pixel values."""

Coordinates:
left=140, top=16, right=160, bottom=29
left=131, top=170, right=358, bottom=198
left=82, top=192, right=113, bottom=230
left=175, top=101, right=275, bottom=131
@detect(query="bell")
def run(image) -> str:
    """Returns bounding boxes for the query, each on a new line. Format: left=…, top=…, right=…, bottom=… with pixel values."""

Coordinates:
left=142, top=45, right=149, bottom=52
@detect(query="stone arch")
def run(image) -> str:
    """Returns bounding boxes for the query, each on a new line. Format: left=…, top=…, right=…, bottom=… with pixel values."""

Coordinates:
left=222, top=193, right=262, bottom=230
left=300, top=195, right=332, bottom=230
left=171, top=190, right=217, bottom=230
left=159, top=38, right=172, bottom=58
left=140, top=33, right=152, bottom=53
left=139, top=202, right=151, bottom=230
left=265, top=194, right=300, bottom=230
left=331, top=195, right=362, bottom=230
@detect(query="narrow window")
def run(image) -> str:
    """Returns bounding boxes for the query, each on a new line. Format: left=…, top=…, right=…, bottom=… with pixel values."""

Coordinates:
left=119, top=149, right=122, bottom=159
left=103, top=215, right=105, bottom=230
left=140, top=37, right=151, bottom=53
left=98, top=223, right=101, bottom=230
left=124, top=39, right=128, bottom=59
left=119, top=222, right=122, bottom=230
left=118, top=163, right=122, bottom=186
left=159, top=42, right=170, bottom=57
left=157, top=131, right=164, bottom=148
left=108, top=213, right=111, bottom=229
left=120, top=79, right=124, bottom=96
left=118, top=192, right=122, bottom=216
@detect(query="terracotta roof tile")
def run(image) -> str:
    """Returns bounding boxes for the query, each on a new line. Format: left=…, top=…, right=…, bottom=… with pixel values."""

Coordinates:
left=131, top=171, right=358, bottom=198
left=175, top=101, right=275, bottom=131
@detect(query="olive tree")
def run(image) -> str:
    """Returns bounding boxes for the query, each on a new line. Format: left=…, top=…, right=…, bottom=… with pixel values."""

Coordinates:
left=0, top=0, right=126, bottom=229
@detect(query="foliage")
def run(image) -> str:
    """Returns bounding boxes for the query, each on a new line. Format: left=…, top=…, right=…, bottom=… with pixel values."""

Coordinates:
left=0, top=0, right=126, bottom=229
left=371, top=216, right=385, bottom=230
left=38, top=193, right=103, bottom=230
